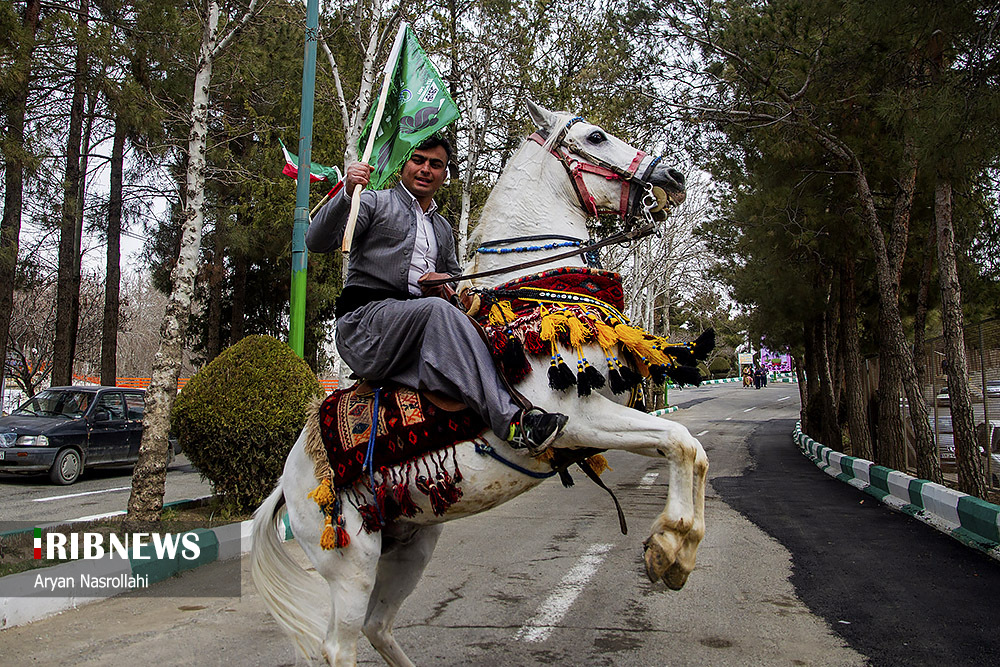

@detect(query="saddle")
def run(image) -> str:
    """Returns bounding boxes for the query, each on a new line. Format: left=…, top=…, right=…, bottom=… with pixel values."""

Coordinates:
left=303, top=381, right=489, bottom=547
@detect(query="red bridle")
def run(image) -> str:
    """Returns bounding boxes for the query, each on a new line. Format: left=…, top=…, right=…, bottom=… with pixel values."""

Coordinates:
left=529, top=117, right=653, bottom=221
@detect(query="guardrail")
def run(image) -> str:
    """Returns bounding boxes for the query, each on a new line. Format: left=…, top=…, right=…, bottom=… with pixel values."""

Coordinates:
left=793, top=422, right=1000, bottom=562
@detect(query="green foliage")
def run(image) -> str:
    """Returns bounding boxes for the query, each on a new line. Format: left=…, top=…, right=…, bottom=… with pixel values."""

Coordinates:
left=708, top=356, right=732, bottom=378
left=171, top=335, right=323, bottom=514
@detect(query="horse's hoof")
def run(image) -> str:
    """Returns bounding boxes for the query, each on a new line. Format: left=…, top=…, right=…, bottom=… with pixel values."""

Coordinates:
left=642, top=535, right=672, bottom=584
left=663, top=563, right=690, bottom=591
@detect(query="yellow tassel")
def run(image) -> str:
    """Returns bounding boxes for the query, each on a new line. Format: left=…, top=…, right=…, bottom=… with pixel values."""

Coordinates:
left=592, top=318, right=619, bottom=351
left=549, top=310, right=570, bottom=337
left=308, top=478, right=335, bottom=510
left=614, top=323, right=657, bottom=361
left=585, top=454, right=611, bottom=476
left=488, top=301, right=516, bottom=326
left=539, top=306, right=556, bottom=343
left=565, top=314, right=589, bottom=348
left=319, top=515, right=338, bottom=550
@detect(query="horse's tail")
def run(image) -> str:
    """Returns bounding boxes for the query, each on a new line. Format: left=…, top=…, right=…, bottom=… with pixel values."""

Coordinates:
left=250, top=480, right=328, bottom=661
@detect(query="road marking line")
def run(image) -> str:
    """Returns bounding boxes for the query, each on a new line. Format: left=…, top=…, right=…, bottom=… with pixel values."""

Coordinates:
left=696, top=430, right=709, bottom=436
left=638, top=472, right=659, bottom=489
left=32, top=486, right=131, bottom=503
left=725, top=417, right=732, bottom=420
left=514, top=543, right=614, bottom=643
left=778, top=396, right=790, bottom=402
left=743, top=406, right=756, bottom=412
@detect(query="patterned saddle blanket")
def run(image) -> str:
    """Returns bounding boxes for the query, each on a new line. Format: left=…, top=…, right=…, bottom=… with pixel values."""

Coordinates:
left=317, top=382, right=487, bottom=490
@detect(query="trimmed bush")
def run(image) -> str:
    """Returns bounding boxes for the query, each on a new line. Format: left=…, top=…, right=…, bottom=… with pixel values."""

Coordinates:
left=709, top=356, right=732, bottom=379
left=172, top=335, right=323, bottom=513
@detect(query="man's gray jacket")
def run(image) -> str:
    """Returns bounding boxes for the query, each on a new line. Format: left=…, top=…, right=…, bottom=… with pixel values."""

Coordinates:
left=305, top=182, right=462, bottom=293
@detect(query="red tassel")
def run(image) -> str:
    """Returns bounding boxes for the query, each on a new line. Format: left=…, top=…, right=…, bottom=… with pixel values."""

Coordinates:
left=428, top=485, right=448, bottom=515
left=334, top=514, right=351, bottom=548
left=358, top=504, right=383, bottom=533
left=394, top=482, right=422, bottom=517
left=523, top=329, right=546, bottom=354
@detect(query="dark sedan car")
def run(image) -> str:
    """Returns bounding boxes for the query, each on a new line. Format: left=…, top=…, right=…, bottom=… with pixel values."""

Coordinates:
left=0, top=386, right=180, bottom=485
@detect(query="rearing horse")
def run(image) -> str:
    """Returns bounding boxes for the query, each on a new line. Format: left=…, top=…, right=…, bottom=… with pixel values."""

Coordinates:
left=251, top=101, right=708, bottom=666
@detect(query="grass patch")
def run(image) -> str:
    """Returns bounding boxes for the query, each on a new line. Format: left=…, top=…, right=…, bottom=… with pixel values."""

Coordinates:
left=0, top=497, right=251, bottom=579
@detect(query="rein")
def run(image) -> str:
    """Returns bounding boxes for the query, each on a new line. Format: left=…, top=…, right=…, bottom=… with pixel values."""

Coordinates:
left=421, top=222, right=657, bottom=287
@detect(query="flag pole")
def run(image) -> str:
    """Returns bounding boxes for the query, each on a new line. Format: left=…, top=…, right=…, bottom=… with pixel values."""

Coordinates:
left=341, top=22, right=408, bottom=255
left=289, top=0, right=320, bottom=358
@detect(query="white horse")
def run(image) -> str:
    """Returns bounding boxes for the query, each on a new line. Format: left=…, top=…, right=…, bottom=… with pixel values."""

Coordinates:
left=251, top=101, right=708, bottom=666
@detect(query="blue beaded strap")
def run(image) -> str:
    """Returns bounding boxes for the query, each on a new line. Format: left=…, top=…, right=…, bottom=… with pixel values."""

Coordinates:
left=477, top=240, right=582, bottom=254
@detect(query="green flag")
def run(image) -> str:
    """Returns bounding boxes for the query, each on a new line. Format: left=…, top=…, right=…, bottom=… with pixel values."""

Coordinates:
left=359, top=26, right=460, bottom=190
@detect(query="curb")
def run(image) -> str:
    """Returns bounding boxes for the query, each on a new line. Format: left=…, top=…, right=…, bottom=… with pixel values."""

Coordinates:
left=0, top=498, right=252, bottom=630
left=793, top=422, right=1000, bottom=561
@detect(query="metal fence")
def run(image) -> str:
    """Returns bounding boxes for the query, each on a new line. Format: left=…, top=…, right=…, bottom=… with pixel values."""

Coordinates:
left=913, top=318, right=1000, bottom=489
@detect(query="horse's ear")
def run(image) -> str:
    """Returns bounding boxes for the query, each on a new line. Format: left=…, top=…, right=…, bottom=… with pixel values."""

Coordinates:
left=526, top=100, right=557, bottom=132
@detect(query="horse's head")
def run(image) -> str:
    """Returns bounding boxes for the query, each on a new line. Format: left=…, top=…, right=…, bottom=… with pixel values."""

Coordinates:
left=526, top=100, right=686, bottom=224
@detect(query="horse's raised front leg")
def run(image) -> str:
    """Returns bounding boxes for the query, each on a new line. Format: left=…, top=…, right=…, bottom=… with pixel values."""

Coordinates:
left=363, top=523, right=443, bottom=667
left=557, top=396, right=708, bottom=589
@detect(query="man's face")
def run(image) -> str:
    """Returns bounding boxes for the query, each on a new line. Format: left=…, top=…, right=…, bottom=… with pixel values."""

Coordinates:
left=399, top=145, right=448, bottom=201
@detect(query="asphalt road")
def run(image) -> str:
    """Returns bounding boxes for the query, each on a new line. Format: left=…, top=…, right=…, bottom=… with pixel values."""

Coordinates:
left=3, top=382, right=999, bottom=666
left=0, top=454, right=211, bottom=524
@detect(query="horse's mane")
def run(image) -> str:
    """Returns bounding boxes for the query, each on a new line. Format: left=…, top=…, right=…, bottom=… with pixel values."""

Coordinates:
left=539, top=110, right=581, bottom=153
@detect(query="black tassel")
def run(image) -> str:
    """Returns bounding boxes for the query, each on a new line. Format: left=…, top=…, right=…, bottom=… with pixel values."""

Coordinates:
left=692, top=328, right=715, bottom=361
left=576, top=361, right=592, bottom=397
left=548, top=360, right=565, bottom=390
left=608, top=366, right=628, bottom=394
left=549, top=355, right=576, bottom=391
left=620, top=365, right=642, bottom=389
left=649, top=364, right=667, bottom=385
left=501, top=334, right=532, bottom=383
left=559, top=359, right=577, bottom=387
left=666, top=364, right=704, bottom=386
left=584, top=364, right=606, bottom=390
left=659, top=345, right=696, bottom=366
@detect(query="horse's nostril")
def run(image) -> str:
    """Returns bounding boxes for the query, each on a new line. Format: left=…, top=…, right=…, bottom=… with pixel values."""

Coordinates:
left=667, top=169, right=685, bottom=186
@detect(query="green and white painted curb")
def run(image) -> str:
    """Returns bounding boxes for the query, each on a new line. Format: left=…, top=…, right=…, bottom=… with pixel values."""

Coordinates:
left=794, top=422, right=1000, bottom=561
left=0, top=502, right=253, bottom=630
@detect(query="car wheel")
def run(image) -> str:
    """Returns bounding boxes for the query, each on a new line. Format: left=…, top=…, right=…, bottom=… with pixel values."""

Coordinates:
left=50, top=448, right=82, bottom=485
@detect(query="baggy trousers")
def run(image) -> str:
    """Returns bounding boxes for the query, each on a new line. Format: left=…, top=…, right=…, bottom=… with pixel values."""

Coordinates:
left=336, top=296, right=520, bottom=439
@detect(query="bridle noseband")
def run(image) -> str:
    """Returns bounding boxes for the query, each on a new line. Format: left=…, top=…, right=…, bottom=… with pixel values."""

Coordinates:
left=529, top=116, right=661, bottom=223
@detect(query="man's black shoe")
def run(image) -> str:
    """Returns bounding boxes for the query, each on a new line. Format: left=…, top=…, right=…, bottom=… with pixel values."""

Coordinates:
left=508, top=408, right=569, bottom=455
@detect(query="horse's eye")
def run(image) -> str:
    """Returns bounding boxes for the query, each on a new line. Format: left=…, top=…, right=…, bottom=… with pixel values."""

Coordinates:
left=587, top=130, right=607, bottom=144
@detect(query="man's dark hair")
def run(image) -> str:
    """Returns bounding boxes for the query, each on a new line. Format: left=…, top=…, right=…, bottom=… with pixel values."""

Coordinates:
left=416, top=134, right=452, bottom=160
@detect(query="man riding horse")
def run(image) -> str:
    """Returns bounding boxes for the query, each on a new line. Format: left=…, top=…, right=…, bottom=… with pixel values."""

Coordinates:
left=305, top=135, right=568, bottom=455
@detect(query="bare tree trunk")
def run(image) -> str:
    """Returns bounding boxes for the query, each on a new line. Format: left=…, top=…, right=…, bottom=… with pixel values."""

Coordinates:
left=935, top=178, right=987, bottom=496
left=0, top=0, right=41, bottom=400
left=795, top=354, right=808, bottom=428
left=803, top=319, right=824, bottom=439
left=101, top=117, right=126, bottom=385
left=851, top=160, right=941, bottom=482
left=126, top=0, right=232, bottom=527
left=52, top=0, right=90, bottom=387
left=841, top=258, right=874, bottom=460
left=912, top=245, right=935, bottom=387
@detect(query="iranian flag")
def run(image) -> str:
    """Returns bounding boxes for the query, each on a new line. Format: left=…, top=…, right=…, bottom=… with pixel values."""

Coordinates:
left=279, top=139, right=342, bottom=183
